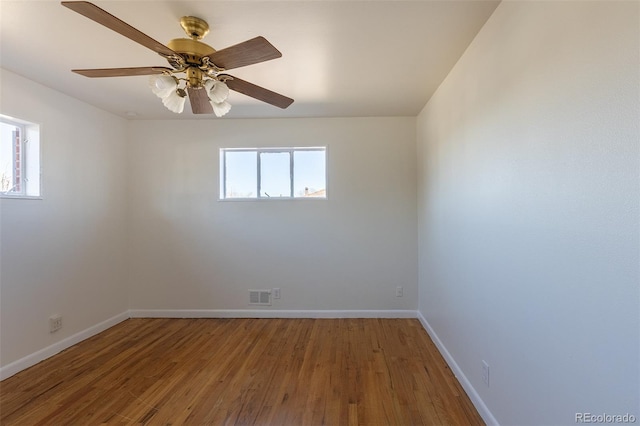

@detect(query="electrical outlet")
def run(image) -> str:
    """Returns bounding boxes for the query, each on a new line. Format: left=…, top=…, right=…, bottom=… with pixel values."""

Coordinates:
left=49, top=314, right=62, bottom=333
left=482, top=360, right=490, bottom=387
left=273, top=288, right=281, bottom=299
left=396, top=286, right=403, bottom=297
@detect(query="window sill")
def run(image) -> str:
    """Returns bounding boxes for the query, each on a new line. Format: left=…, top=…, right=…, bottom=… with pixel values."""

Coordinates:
left=218, top=197, right=327, bottom=202
left=1, top=195, right=43, bottom=200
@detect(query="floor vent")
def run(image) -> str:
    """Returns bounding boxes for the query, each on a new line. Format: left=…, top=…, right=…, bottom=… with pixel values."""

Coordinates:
left=249, top=290, right=272, bottom=306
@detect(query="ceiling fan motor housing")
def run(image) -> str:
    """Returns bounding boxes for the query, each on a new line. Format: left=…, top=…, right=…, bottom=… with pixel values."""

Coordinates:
left=168, top=36, right=217, bottom=88
left=168, top=38, right=216, bottom=65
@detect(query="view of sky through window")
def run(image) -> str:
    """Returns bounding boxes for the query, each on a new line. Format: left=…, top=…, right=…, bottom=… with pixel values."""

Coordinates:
left=225, top=150, right=257, bottom=198
left=294, top=150, right=325, bottom=197
left=260, top=152, right=290, bottom=197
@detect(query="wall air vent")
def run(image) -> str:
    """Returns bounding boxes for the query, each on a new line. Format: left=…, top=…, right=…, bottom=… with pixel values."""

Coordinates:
left=249, top=289, right=272, bottom=306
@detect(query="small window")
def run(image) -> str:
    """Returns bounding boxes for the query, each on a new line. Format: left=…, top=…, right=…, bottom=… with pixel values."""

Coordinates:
left=0, top=115, right=40, bottom=198
left=220, top=147, right=326, bottom=199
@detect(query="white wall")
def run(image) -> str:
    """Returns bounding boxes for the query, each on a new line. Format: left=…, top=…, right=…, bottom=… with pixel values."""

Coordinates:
left=127, top=117, right=417, bottom=312
left=0, top=70, right=129, bottom=368
left=417, top=2, right=639, bottom=425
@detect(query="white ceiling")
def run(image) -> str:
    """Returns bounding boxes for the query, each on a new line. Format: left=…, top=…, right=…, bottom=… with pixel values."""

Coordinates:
left=0, top=0, right=499, bottom=120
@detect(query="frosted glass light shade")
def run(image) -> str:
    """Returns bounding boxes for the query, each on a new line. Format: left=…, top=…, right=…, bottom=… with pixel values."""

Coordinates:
left=162, top=90, right=186, bottom=113
left=206, top=80, right=230, bottom=103
left=149, top=75, right=177, bottom=99
left=211, top=100, right=232, bottom=117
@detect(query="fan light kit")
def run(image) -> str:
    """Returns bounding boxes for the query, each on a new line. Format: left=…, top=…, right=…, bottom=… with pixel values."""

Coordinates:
left=61, top=2, right=294, bottom=116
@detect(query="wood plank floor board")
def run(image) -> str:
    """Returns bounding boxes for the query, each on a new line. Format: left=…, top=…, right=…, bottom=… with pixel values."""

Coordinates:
left=1, top=318, right=483, bottom=425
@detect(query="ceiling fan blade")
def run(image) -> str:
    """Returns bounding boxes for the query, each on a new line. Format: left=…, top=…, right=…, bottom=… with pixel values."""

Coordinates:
left=62, top=1, right=177, bottom=58
left=187, top=87, right=214, bottom=114
left=223, top=75, right=294, bottom=109
left=208, top=37, right=282, bottom=70
left=72, top=67, right=173, bottom=77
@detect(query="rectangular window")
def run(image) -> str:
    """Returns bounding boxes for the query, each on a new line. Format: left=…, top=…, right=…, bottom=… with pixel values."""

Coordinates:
left=220, top=147, right=326, bottom=200
left=0, top=115, right=40, bottom=198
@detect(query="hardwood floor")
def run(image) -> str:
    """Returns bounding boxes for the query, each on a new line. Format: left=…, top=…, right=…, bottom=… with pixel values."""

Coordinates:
left=1, top=318, right=483, bottom=425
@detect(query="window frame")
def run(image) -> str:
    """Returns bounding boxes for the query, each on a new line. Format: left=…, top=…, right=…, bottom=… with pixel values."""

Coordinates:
left=220, top=146, right=327, bottom=200
left=0, top=114, right=41, bottom=200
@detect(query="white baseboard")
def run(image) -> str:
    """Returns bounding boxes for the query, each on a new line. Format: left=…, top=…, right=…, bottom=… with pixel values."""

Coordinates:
left=416, top=311, right=499, bottom=426
left=129, top=309, right=418, bottom=319
left=0, top=311, right=130, bottom=381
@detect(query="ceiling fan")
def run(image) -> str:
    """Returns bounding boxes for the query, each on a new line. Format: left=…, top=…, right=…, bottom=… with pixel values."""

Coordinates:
left=61, top=1, right=294, bottom=116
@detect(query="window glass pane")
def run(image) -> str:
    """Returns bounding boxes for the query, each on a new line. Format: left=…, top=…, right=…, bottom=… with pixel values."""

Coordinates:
left=260, top=152, right=291, bottom=197
left=294, top=150, right=326, bottom=197
left=0, top=121, right=19, bottom=193
left=225, top=151, right=257, bottom=198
